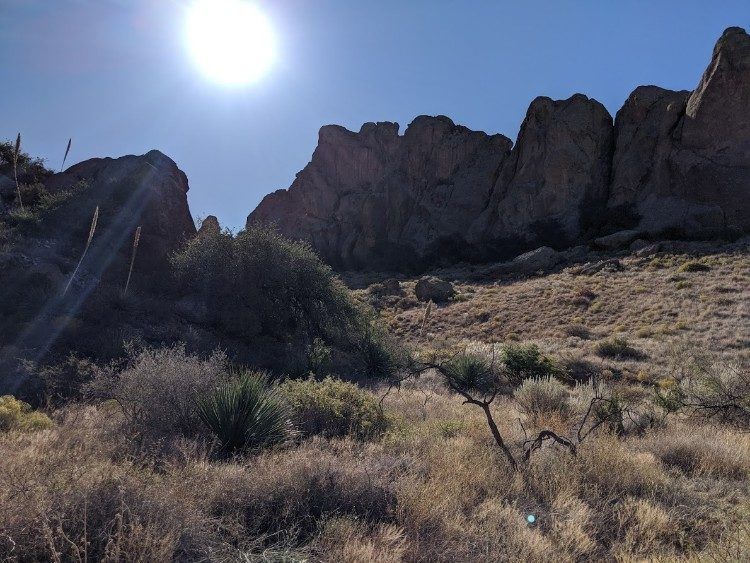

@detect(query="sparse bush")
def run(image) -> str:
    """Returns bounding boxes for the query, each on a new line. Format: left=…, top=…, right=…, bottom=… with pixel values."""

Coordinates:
left=197, top=372, right=294, bottom=455
left=678, top=260, right=711, bottom=273
left=564, top=323, right=591, bottom=339
left=514, top=377, right=571, bottom=423
left=675, top=363, right=749, bottom=430
left=502, top=343, right=563, bottom=384
left=86, top=344, right=228, bottom=440
left=595, top=336, right=642, bottom=359
left=0, top=395, right=53, bottom=432
left=279, top=377, right=389, bottom=440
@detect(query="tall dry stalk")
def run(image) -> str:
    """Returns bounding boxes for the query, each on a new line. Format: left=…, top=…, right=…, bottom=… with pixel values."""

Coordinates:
left=60, top=138, right=72, bottom=172
left=63, top=206, right=99, bottom=296
left=12, top=132, right=23, bottom=211
left=123, top=226, right=141, bottom=297
left=421, top=300, right=433, bottom=336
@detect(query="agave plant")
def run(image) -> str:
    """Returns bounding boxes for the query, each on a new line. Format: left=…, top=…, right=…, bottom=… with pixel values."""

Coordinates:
left=197, top=372, right=294, bottom=455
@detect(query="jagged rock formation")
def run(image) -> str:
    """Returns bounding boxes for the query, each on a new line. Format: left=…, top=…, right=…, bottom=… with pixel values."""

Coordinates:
left=251, top=116, right=511, bottom=270
left=249, top=27, right=750, bottom=271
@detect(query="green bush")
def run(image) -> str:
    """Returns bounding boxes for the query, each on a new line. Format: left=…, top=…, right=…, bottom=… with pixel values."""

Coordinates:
left=594, top=336, right=642, bottom=360
left=197, top=372, right=294, bottom=455
left=172, top=225, right=362, bottom=345
left=0, top=395, right=53, bottom=432
left=279, top=377, right=389, bottom=440
left=501, top=343, right=563, bottom=384
left=442, top=353, right=500, bottom=395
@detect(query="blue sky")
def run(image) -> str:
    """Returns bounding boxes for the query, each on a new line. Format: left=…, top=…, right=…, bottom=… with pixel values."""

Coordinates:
left=2, top=1, right=748, bottom=230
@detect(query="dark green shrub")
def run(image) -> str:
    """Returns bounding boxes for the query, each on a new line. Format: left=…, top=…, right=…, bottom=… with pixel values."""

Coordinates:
left=442, top=353, right=499, bottom=395
left=594, top=336, right=642, bottom=360
left=279, top=377, right=389, bottom=440
left=172, top=225, right=362, bottom=344
left=501, top=343, right=563, bottom=384
left=197, top=372, right=294, bottom=455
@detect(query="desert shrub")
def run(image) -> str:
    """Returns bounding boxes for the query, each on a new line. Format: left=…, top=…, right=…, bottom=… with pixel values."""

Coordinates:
left=0, top=395, right=52, bottom=432
left=678, top=260, right=711, bottom=273
left=595, top=336, right=642, bottom=359
left=32, top=353, right=99, bottom=404
left=514, top=377, right=571, bottom=423
left=352, top=322, right=411, bottom=381
left=502, top=343, right=563, bottom=384
left=197, top=372, right=294, bottom=455
left=558, top=355, right=601, bottom=383
left=564, top=323, right=591, bottom=339
left=442, top=352, right=499, bottom=395
left=206, top=441, right=398, bottom=542
left=279, top=377, right=389, bottom=440
left=172, top=224, right=362, bottom=346
left=675, top=363, right=749, bottom=430
left=86, top=344, right=228, bottom=440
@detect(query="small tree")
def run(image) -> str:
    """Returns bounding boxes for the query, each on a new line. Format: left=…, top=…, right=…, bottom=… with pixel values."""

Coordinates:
left=437, top=352, right=518, bottom=470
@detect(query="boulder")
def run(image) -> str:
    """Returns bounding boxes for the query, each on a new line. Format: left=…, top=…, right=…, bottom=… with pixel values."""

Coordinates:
left=509, top=246, right=560, bottom=274
left=594, top=230, right=641, bottom=250
left=414, top=276, right=455, bottom=303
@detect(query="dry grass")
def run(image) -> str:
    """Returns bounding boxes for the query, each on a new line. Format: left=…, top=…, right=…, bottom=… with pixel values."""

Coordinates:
left=1, top=245, right=748, bottom=560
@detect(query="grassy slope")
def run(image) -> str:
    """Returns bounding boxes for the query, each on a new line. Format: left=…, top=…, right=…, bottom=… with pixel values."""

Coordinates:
left=0, top=245, right=748, bottom=561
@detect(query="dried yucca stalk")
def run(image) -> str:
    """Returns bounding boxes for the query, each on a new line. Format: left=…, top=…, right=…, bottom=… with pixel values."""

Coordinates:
left=123, top=226, right=141, bottom=297
left=13, top=132, right=23, bottom=211
left=63, top=206, right=99, bottom=296
left=61, top=138, right=72, bottom=172
left=421, top=300, right=433, bottom=335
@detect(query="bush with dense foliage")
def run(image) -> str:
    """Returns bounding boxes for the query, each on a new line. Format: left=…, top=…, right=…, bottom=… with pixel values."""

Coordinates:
left=197, top=372, right=294, bottom=455
left=502, top=343, right=564, bottom=384
left=279, top=377, right=389, bottom=440
left=172, top=225, right=363, bottom=345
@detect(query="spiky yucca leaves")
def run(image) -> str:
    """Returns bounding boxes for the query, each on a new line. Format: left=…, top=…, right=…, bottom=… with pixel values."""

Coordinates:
left=13, top=133, right=23, bottom=211
left=197, top=372, right=294, bottom=455
left=443, top=353, right=500, bottom=396
left=62, top=205, right=99, bottom=296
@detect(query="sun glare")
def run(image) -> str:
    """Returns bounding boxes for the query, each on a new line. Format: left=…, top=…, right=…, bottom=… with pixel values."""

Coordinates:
left=185, top=0, right=276, bottom=86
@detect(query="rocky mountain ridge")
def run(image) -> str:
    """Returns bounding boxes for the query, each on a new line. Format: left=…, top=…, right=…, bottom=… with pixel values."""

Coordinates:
left=248, top=27, right=750, bottom=271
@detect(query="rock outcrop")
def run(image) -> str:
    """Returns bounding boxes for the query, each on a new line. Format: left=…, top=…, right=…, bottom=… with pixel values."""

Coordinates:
left=250, top=117, right=512, bottom=270
left=248, top=27, right=750, bottom=271
left=44, top=150, right=195, bottom=276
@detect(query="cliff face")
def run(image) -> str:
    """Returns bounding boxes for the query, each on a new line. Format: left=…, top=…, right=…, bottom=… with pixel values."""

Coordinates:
left=249, top=27, right=750, bottom=271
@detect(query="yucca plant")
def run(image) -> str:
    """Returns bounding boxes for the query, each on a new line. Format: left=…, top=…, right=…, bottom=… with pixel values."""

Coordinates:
left=63, top=205, right=99, bottom=296
left=60, top=137, right=72, bottom=172
left=12, top=133, right=23, bottom=211
left=123, top=226, right=141, bottom=297
left=197, top=372, right=294, bottom=455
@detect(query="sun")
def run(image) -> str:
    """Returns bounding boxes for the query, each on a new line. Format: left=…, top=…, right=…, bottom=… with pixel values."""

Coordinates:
left=185, top=0, right=276, bottom=86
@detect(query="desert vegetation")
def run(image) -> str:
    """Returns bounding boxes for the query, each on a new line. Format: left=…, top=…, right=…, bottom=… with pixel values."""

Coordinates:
left=0, top=231, right=748, bottom=561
